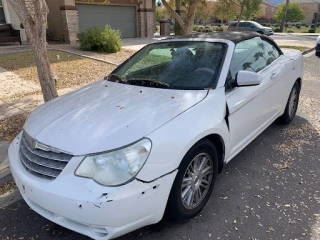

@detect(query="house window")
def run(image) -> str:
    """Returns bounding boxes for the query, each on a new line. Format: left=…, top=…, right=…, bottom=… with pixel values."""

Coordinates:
left=0, top=1, right=6, bottom=24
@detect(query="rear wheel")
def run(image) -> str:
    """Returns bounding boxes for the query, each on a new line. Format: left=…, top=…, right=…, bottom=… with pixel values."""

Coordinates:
left=166, top=139, right=218, bottom=222
left=278, top=81, right=300, bottom=124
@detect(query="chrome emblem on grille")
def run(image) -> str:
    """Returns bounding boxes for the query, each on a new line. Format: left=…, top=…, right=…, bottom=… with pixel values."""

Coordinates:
left=31, top=139, right=38, bottom=149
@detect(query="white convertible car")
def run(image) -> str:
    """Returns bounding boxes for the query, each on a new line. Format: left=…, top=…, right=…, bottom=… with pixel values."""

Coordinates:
left=9, top=32, right=303, bottom=239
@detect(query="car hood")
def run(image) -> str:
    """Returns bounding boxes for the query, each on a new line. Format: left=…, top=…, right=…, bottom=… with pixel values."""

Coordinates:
left=24, top=80, right=208, bottom=155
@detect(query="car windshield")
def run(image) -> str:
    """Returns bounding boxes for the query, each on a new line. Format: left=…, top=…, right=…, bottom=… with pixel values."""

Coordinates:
left=109, top=41, right=227, bottom=90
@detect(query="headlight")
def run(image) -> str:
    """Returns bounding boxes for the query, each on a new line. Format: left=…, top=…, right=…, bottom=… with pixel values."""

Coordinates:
left=75, top=139, right=152, bottom=186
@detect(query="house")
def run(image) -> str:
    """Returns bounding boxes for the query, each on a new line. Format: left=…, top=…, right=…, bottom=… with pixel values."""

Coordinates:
left=291, top=0, right=320, bottom=25
left=1, top=0, right=156, bottom=44
left=0, top=0, right=27, bottom=42
left=256, top=1, right=278, bottom=23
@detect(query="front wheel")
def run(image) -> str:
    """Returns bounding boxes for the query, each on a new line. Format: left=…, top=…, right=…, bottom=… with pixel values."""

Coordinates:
left=165, top=139, right=218, bottom=222
left=278, top=81, right=300, bottom=124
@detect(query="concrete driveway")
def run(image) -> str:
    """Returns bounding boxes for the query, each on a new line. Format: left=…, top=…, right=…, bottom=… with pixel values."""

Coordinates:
left=0, top=51, right=319, bottom=239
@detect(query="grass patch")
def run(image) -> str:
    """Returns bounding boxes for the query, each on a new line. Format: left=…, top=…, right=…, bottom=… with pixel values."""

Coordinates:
left=282, top=26, right=320, bottom=33
left=279, top=45, right=310, bottom=51
left=0, top=50, right=115, bottom=89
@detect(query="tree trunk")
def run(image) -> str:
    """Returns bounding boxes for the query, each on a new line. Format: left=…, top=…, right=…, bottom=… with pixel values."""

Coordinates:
left=31, top=38, right=58, bottom=102
left=314, top=3, right=320, bottom=32
left=8, top=0, right=58, bottom=102
left=236, top=0, right=247, bottom=30
left=175, top=0, right=183, bottom=35
left=280, top=0, right=289, bottom=32
left=184, top=2, right=197, bottom=34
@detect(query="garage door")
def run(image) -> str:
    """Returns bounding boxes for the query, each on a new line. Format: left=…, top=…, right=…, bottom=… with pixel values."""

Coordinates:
left=76, top=4, right=136, bottom=38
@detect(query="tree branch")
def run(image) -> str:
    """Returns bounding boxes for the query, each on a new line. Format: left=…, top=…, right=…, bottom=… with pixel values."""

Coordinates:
left=161, top=0, right=187, bottom=33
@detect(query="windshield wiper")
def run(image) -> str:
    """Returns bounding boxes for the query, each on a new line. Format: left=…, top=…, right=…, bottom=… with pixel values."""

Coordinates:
left=106, top=74, right=127, bottom=83
left=107, top=75, right=170, bottom=89
left=126, top=79, right=170, bottom=89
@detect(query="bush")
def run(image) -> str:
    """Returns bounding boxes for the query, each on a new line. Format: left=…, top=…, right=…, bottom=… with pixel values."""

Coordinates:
left=317, top=23, right=320, bottom=27
left=308, top=28, right=316, bottom=33
left=311, top=24, right=315, bottom=29
left=266, top=24, right=271, bottom=27
left=193, top=26, right=199, bottom=31
left=274, top=24, right=279, bottom=27
left=274, top=28, right=281, bottom=32
left=77, top=25, right=122, bottom=53
left=286, top=30, right=294, bottom=33
left=296, top=24, right=301, bottom=29
left=218, top=24, right=221, bottom=27
left=216, top=27, right=224, bottom=32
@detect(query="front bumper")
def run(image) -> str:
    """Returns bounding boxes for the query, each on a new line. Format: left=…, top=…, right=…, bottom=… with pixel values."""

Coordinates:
left=9, top=134, right=177, bottom=239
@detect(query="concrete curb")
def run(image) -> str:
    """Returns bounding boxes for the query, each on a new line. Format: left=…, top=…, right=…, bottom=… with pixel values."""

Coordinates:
left=48, top=48, right=119, bottom=67
left=302, top=47, right=316, bottom=55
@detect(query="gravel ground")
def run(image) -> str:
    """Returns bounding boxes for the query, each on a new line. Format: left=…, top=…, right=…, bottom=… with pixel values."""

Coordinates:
left=0, top=50, right=114, bottom=95
left=0, top=53, right=319, bottom=240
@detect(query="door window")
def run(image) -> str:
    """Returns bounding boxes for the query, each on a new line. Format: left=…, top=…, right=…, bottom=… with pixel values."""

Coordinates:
left=261, top=39, right=280, bottom=65
left=229, top=37, right=269, bottom=79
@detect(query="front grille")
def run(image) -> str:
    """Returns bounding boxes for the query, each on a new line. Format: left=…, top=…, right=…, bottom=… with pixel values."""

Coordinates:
left=19, top=133, right=73, bottom=180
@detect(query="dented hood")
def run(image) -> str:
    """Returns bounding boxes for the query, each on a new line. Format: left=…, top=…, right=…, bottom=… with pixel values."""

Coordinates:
left=24, top=80, right=207, bottom=155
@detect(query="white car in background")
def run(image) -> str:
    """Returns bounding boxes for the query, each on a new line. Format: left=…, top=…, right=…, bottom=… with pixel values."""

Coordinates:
left=9, top=32, right=303, bottom=239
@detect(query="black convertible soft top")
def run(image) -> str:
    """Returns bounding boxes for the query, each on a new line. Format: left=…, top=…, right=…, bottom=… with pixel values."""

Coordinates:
left=168, top=31, right=273, bottom=44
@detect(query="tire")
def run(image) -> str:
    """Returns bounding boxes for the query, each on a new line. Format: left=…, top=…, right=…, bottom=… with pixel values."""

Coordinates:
left=165, top=139, right=218, bottom=222
left=278, top=81, right=300, bottom=124
left=316, top=51, right=320, bottom=57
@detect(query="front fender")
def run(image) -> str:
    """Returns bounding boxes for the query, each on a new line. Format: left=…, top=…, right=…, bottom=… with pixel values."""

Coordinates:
left=136, top=88, right=230, bottom=182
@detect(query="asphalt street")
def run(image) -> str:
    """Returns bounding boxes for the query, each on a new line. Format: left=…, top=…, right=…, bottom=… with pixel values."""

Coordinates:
left=0, top=53, right=319, bottom=240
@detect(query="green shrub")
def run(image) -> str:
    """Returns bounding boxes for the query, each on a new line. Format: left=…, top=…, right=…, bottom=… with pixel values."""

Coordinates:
left=216, top=27, right=224, bottom=32
left=218, top=24, right=221, bottom=27
left=317, top=23, right=320, bottom=27
left=274, top=28, right=281, bottom=32
left=308, top=28, right=316, bottom=33
left=77, top=25, right=122, bottom=53
left=193, top=26, right=199, bottom=31
left=274, top=24, right=279, bottom=27
left=296, top=24, right=301, bottom=29
left=286, top=30, right=294, bottom=33
left=262, top=23, right=266, bottom=26
left=311, top=24, right=315, bottom=29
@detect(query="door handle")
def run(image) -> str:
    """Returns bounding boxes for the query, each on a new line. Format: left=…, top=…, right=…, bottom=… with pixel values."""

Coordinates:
left=270, top=72, right=278, bottom=79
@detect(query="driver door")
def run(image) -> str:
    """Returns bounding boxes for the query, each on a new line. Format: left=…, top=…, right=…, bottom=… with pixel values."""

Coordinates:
left=225, top=37, right=281, bottom=160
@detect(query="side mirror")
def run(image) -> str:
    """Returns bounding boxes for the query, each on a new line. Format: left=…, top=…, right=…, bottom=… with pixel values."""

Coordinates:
left=236, top=70, right=262, bottom=87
